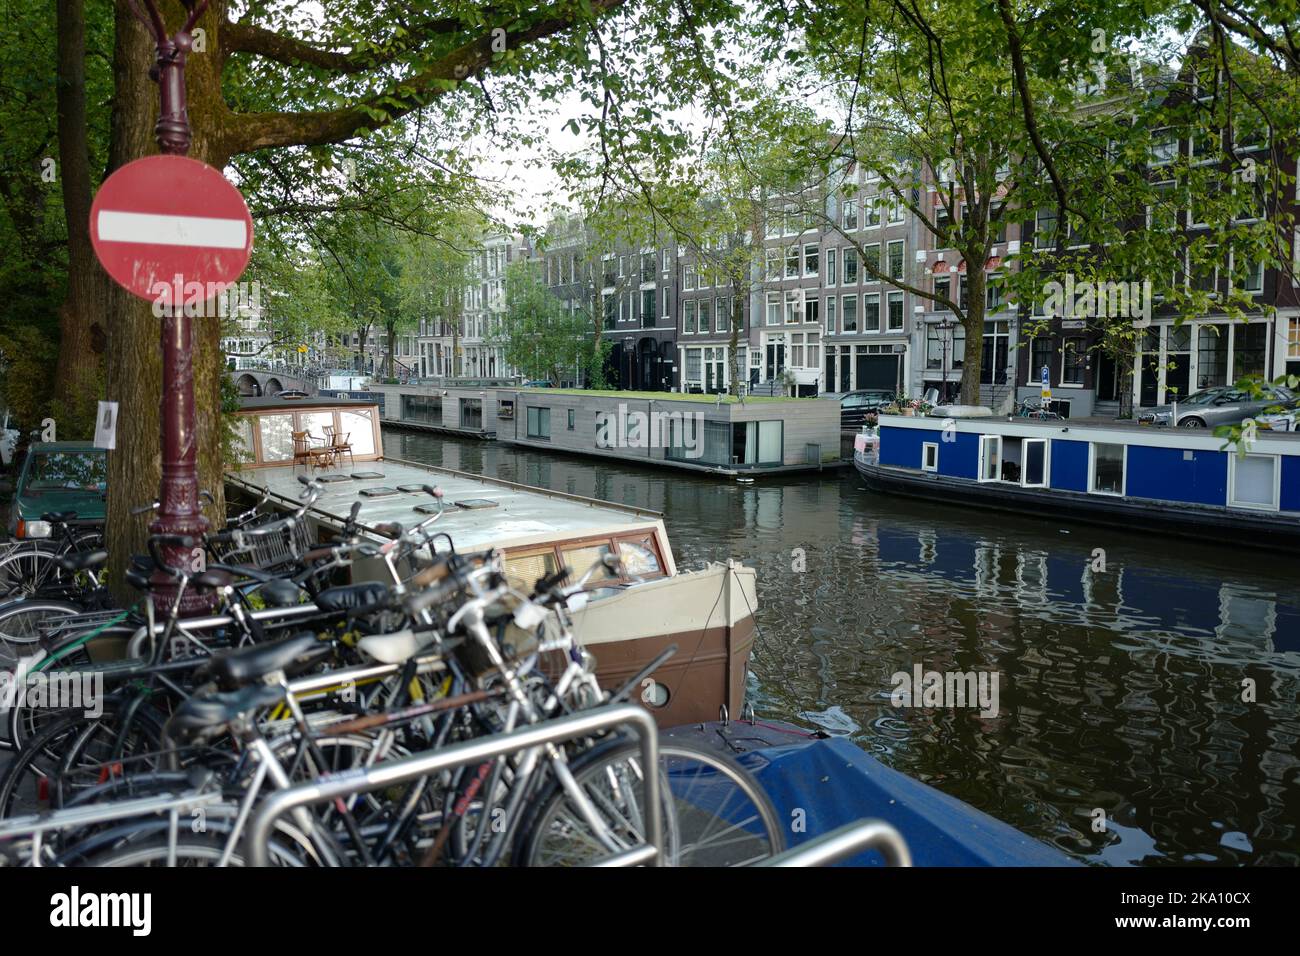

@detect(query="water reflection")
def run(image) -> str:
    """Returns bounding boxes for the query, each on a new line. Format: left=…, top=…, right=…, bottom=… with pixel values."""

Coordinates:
left=386, top=430, right=1300, bottom=865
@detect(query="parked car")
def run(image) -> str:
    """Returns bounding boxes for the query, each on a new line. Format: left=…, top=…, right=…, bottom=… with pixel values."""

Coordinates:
left=1136, top=385, right=1295, bottom=428
left=6, top=442, right=107, bottom=539
left=1258, top=395, right=1300, bottom=432
left=823, top=390, right=895, bottom=429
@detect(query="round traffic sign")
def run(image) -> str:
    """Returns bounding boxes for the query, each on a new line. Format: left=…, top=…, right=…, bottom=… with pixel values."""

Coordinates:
left=89, top=155, right=254, bottom=307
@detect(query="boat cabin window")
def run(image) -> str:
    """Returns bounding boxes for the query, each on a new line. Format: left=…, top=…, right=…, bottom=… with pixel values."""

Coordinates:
left=340, top=410, right=376, bottom=456
left=921, top=442, right=939, bottom=472
left=504, top=531, right=667, bottom=593
left=617, top=534, right=663, bottom=575
left=504, top=548, right=560, bottom=592
left=1229, top=453, right=1279, bottom=510
left=1090, top=443, right=1125, bottom=495
left=562, top=542, right=618, bottom=582
left=978, top=435, right=1002, bottom=482
left=1021, top=439, right=1048, bottom=487
left=995, top=436, right=1049, bottom=487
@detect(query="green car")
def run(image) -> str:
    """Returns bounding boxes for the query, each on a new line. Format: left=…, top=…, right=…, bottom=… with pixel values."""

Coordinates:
left=6, top=442, right=107, bottom=540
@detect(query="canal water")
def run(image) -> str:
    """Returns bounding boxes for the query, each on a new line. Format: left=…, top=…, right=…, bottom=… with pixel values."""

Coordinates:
left=385, top=429, right=1300, bottom=866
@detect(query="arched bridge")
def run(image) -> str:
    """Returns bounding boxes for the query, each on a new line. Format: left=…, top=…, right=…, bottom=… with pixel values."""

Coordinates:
left=230, top=369, right=314, bottom=397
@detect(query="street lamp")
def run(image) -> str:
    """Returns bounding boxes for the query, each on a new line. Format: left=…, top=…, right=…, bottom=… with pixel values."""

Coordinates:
left=892, top=342, right=907, bottom=398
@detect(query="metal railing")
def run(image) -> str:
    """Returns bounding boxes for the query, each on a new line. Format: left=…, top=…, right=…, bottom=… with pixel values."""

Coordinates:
left=757, top=820, right=912, bottom=867
left=244, top=702, right=662, bottom=867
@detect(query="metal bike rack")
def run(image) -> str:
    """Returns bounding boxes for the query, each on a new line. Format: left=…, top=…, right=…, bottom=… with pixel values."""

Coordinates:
left=756, top=819, right=913, bottom=867
left=244, top=702, right=662, bottom=867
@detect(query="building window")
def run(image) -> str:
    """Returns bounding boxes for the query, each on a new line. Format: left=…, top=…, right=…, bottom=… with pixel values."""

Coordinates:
left=804, top=243, right=820, bottom=277
left=1030, top=337, right=1054, bottom=384
left=641, top=289, right=656, bottom=328
left=785, top=245, right=800, bottom=279
left=662, top=248, right=672, bottom=272
left=804, top=298, right=819, bottom=328
left=461, top=398, right=483, bottom=430
left=567, top=408, right=575, bottom=430
left=842, top=294, right=859, bottom=332
left=765, top=248, right=780, bottom=280
left=843, top=199, right=859, bottom=231
left=922, top=442, right=939, bottom=472
left=683, top=300, right=696, bottom=334
left=887, top=241, right=905, bottom=280
left=1090, top=442, right=1125, bottom=495
left=1034, top=208, right=1056, bottom=249
left=1061, top=336, right=1087, bottom=385
left=1289, top=317, right=1300, bottom=360
left=980, top=321, right=1009, bottom=385
left=863, top=293, right=880, bottom=332
left=825, top=248, right=837, bottom=285
left=888, top=196, right=905, bottom=224
left=842, top=247, right=859, bottom=285
left=825, top=296, right=836, bottom=334
left=887, top=292, right=904, bottom=332
left=766, top=292, right=781, bottom=326
left=698, top=298, right=711, bottom=334
left=716, top=296, right=730, bottom=333
left=785, top=291, right=801, bottom=324
left=863, top=243, right=880, bottom=281
left=684, top=266, right=697, bottom=290
left=1149, top=128, right=1177, bottom=166
left=934, top=275, right=950, bottom=306
left=986, top=274, right=1004, bottom=311
left=1230, top=454, right=1279, bottom=510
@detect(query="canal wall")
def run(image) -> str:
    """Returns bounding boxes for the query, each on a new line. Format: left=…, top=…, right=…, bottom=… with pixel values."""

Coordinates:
left=370, top=384, right=844, bottom=474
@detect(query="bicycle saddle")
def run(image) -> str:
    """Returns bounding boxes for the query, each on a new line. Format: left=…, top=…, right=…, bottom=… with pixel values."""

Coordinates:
left=201, top=632, right=325, bottom=689
left=41, top=510, right=77, bottom=524
left=357, top=627, right=440, bottom=664
left=315, top=582, right=389, bottom=613
left=259, top=578, right=305, bottom=608
left=192, top=569, right=235, bottom=592
left=53, top=549, right=108, bottom=573
left=165, top=684, right=284, bottom=744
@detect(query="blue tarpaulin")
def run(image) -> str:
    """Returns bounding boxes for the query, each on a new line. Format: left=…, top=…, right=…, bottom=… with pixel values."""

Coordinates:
left=737, top=737, right=1076, bottom=866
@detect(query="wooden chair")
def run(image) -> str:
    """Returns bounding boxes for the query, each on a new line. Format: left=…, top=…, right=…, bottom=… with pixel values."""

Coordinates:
left=323, top=425, right=355, bottom=470
left=292, top=430, right=333, bottom=472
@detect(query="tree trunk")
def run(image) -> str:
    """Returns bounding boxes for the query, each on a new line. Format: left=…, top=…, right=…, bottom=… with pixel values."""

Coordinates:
left=959, top=267, right=987, bottom=407
left=100, top=1, right=228, bottom=603
left=52, top=0, right=105, bottom=436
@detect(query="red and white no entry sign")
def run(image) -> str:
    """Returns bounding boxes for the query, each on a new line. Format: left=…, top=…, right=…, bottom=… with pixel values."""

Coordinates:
left=89, top=154, right=254, bottom=307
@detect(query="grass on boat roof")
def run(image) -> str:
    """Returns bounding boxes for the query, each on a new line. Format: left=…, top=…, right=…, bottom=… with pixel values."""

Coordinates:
left=514, top=387, right=808, bottom=403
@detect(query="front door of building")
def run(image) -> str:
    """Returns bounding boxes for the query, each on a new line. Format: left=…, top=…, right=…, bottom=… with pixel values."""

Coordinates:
left=765, top=342, right=785, bottom=382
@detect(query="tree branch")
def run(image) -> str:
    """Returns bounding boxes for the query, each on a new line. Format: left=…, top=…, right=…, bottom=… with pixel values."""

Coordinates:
left=227, top=1, right=624, bottom=155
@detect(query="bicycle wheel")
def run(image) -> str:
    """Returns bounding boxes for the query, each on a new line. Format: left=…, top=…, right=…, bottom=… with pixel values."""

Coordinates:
left=6, top=625, right=141, bottom=752
left=0, top=597, right=81, bottom=676
left=0, top=545, right=64, bottom=600
left=88, top=832, right=247, bottom=867
left=515, top=737, right=784, bottom=867
left=0, top=701, right=166, bottom=818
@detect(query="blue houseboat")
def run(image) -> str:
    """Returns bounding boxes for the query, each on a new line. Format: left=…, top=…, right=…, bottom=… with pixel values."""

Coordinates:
left=856, top=415, right=1300, bottom=551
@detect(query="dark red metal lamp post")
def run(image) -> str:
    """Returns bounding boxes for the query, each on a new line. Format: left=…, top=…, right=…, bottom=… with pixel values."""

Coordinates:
left=130, top=0, right=211, bottom=613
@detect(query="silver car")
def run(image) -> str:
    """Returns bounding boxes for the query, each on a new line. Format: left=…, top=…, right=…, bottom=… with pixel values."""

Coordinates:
left=1137, top=385, right=1295, bottom=428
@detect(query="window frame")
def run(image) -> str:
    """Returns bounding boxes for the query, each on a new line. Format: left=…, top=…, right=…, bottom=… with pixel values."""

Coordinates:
left=921, top=442, right=939, bottom=473
left=977, top=434, right=1002, bottom=484
left=1021, top=438, right=1050, bottom=488
left=1228, top=452, right=1280, bottom=511
left=1088, top=442, right=1127, bottom=496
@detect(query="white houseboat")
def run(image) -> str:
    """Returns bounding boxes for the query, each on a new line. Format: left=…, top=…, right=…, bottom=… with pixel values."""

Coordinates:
left=227, top=396, right=758, bottom=726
